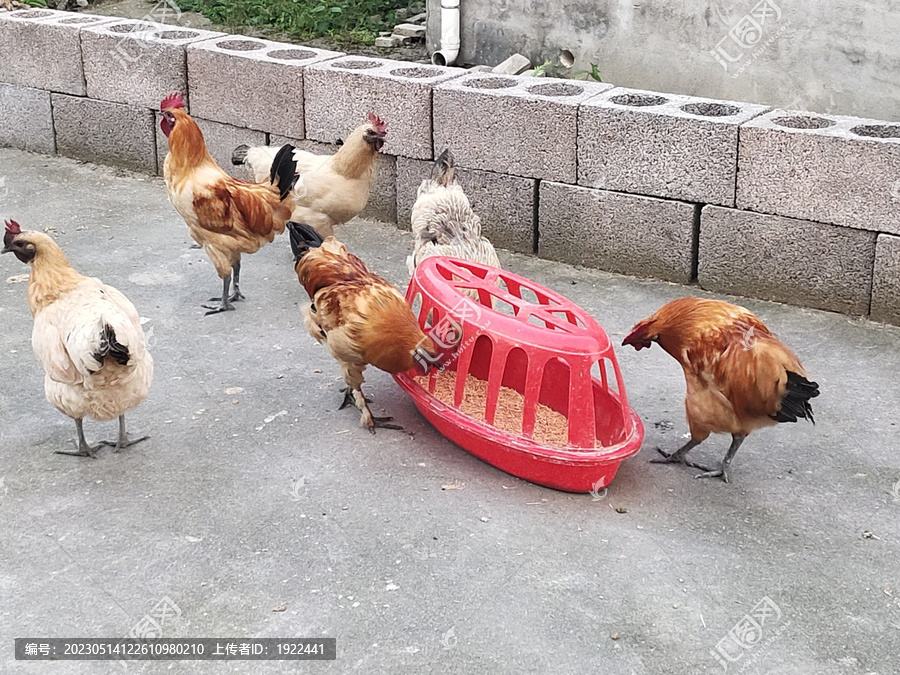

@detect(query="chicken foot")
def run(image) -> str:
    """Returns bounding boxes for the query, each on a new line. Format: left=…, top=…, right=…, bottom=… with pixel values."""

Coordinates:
left=650, top=438, right=701, bottom=465
left=203, top=262, right=245, bottom=314
left=55, top=418, right=101, bottom=458
left=339, top=386, right=402, bottom=434
left=98, top=415, right=149, bottom=454
left=690, top=434, right=747, bottom=484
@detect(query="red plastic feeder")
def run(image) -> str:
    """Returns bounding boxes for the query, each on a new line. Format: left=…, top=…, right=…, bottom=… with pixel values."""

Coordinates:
left=393, top=257, right=643, bottom=493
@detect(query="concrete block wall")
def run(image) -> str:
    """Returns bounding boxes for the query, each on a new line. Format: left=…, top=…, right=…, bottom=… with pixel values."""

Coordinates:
left=82, top=20, right=224, bottom=109
left=1, top=8, right=898, bottom=326
left=578, top=88, right=768, bottom=206
left=433, top=73, right=610, bottom=182
left=187, top=36, right=341, bottom=139
left=304, top=57, right=464, bottom=159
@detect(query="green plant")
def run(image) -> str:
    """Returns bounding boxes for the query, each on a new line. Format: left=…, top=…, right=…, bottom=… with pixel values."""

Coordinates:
left=176, top=0, right=406, bottom=44
left=530, top=60, right=554, bottom=77
left=573, top=62, right=603, bottom=82
left=22, top=0, right=48, bottom=6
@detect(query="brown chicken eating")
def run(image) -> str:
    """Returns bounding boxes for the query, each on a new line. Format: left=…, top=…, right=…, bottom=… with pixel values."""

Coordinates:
left=623, top=297, right=819, bottom=483
left=160, top=93, right=298, bottom=314
left=287, top=222, right=439, bottom=433
left=232, top=112, right=387, bottom=239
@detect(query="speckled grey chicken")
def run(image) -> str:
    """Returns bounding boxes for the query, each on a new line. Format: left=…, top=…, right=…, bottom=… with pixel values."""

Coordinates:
left=406, top=149, right=501, bottom=282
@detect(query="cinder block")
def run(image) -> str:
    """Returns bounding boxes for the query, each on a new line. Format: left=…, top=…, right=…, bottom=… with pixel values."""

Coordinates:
left=187, top=36, right=342, bottom=139
left=396, top=156, right=535, bottom=253
left=156, top=116, right=265, bottom=179
left=738, top=109, right=900, bottom=235
left=698, top=206, right=876, bottom=315
left=871, top=234, right=900, bottom=325
left=0, top=9, right=115, bottom=95
left=433, top=73, right=611, bottom=182
left=395, top=156, right=430, bottom=230
left=304, top=57, right=464, bottom=159
left=270, top=135, right=397, bottom=224
left=52, top=94, right=156, bottom=174
left=538, top=182, right=695, bottom=283
left=82, top=20, right=223, bottom=109
left=0, top=83, right=54, bottom=154
left=578, top=88, right=768, bottom=206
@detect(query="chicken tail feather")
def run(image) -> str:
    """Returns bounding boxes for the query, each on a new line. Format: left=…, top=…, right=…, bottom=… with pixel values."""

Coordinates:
left=270, top=144, right=298, bottom=200
left=93, top=324, right=130, bottom=369
left=287, top=221, right=324, bottom=261
left=432, top=148, right=455, bottom=187
left=773, top=371, right=819, bottom=424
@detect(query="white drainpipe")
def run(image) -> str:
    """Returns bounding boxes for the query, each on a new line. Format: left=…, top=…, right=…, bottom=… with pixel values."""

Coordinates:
left=431, top=0, right=460, bottom=66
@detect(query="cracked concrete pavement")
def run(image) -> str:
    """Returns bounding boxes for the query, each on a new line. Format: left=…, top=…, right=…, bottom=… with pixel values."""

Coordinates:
left=0, top=148, right=898, bottom=674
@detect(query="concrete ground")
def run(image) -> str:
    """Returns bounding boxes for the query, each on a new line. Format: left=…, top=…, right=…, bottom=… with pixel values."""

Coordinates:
left=0, top=147, right=898, bottom=675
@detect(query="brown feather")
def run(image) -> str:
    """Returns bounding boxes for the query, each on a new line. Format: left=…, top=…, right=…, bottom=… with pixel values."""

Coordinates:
left=296, top=237, right=437, bottom=375
left=625, top=298, right=809, bottom=438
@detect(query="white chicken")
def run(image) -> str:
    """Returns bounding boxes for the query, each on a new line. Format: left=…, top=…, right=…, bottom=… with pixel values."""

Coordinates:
left=2, top=221, right=153, bottom=457
left=232, top=112, right=387, bottom=238
left=407, top=148, right=501, bottom=278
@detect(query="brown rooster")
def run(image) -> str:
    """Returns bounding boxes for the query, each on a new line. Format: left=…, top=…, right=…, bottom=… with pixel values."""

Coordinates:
left=232, top=112, right=387, bottom=238
left=623, top=297, right=819, bottom=483
left=160, top=93, right=298, bottom=314
left=3, top=221, right=153, bottom=457
left=287, top=222, right=439, bottom=433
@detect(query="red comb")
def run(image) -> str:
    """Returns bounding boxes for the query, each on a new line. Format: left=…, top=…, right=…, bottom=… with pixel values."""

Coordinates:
left=367, top=112, right=387, bottom=134
left=160, top=92, right=185, bottom=111
left=5, top=219, right=20, bottom=235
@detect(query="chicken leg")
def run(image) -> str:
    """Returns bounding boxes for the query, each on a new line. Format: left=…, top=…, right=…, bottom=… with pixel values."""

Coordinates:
left=55, top=418, right=100, bottom=458
left=339, top=386, right=402, bottom=434
left=690, top=434, right=747, bottom=484
left=650, top=438, right=701, bottom=465
left=203, top=261, right=245, bottom=314
left=98, top=414, right=149, bottom=454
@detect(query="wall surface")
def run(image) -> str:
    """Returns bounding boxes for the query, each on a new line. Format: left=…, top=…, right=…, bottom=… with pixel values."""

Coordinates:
left=425, top=0, right=900, bottom=121
left=2, top=7, right=899, bottom=327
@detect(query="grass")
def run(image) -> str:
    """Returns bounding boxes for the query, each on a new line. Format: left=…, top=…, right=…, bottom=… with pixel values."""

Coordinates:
left=176, top=0, right=410, bottom=44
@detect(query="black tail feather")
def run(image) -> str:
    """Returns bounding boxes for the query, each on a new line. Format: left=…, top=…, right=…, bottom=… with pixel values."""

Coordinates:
left=92, top=324, right=130, bottom=369
left=286, top=221, right=324, bottom=261
left=773, top=371, right=820, bottom=424
left=432, top=147, right=455, bottom=186
left=270, top=144, right=298, bottom=200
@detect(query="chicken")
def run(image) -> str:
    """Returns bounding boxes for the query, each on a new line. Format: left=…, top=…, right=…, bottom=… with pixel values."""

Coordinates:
left=159, top=93, right=298, bottom=315
left=286, top=221, right=440, bottom=433
left=407, top=148, right=501, bottom=280
left=232, top=112, right=387, bottom=239
left=622, top=297, right=819, bottom=483
left=2, top=221, right=153, bottom=457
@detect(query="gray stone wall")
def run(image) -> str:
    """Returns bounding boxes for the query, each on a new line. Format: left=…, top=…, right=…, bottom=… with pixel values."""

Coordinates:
left=425, top=0, right=900, bottom=122
left=2, top=7, right=899, bottom=326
